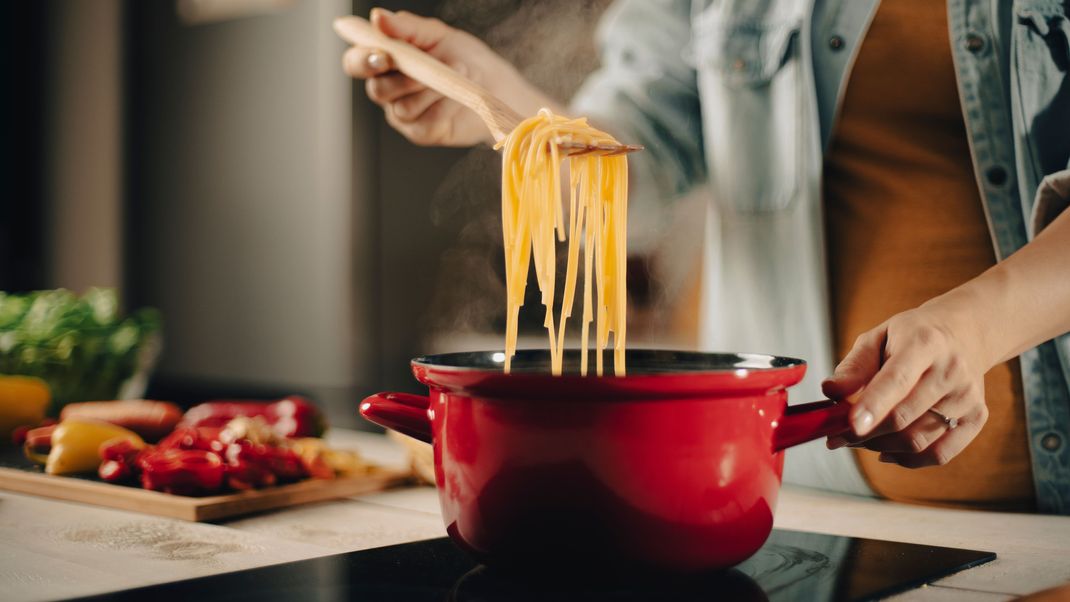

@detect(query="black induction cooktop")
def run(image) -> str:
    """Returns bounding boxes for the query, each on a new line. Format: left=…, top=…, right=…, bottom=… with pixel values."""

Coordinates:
left=73, top=529, right=994, bottom=602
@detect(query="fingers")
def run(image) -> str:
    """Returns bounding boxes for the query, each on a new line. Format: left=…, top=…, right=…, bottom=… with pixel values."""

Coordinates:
left=383, top=98, right=460, bottom=146
left=822, top=328, right=885, bottom=401
left=371, top=8, right=451, bottom=50
left=845, top=365, right=953, bottom=442
left=341, top=5, right=450, bottom=80
left=848, top=336, right=934, bottom=436
left=342, top=46, right=393, bottom=79
left=822, top=307, right=991, bottom=468
left=366, top=73, right=424, bottom=104
left=845, top=390, right=975, bottom=453
left=389, top=89, right=445, bottom=123
left=878, top=401, right=988, bottom=468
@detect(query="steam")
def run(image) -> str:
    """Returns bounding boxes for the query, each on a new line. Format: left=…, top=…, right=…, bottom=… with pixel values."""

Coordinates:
left=422, top=1, right=612, bottom=341
left=422, top=0, right=703, bottom=350
left=439, top=0, right=613, bottom=102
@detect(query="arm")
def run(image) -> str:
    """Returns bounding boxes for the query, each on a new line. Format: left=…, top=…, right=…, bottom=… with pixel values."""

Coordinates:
left=341, top=4, right=705, bottom=207
left=342, top=8, right=562, bottom=147
left=824, top=170, right=1070, bottom=467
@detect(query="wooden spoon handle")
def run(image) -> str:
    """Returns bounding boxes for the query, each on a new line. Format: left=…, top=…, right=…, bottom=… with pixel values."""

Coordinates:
left=333, top=16, right=522, bottom=142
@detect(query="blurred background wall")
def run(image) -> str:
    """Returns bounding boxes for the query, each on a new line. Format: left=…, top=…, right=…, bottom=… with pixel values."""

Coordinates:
left=2, top=0, right=701, bottom=429
left=125, top=0, right=368, bottom=427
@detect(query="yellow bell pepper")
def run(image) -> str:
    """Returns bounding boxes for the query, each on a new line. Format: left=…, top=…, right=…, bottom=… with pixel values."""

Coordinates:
left=0, top=376, right=51, bottom=440
left=45, top=419, right=143, bottom=475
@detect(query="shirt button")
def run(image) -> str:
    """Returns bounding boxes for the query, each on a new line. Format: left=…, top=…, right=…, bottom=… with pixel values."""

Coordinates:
left=965, top=32, right=986, bottom=53
left=1042, top=433, right=1062, bottom=452
left=986, top=166, right=1008, bottom=186
left=829, top=35, right=845, bottom=51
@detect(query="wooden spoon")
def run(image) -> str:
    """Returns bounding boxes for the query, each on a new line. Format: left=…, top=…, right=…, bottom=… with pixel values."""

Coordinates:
left=333, top=16, right=643, bottom=156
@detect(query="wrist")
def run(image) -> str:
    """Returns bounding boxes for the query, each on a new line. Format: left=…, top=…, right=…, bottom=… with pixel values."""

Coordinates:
left=921, top=281, right=1002, bottom=372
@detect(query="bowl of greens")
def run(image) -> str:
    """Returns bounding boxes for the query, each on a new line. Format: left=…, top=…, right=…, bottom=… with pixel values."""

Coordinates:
left=0, top=288, right=161, bottom=413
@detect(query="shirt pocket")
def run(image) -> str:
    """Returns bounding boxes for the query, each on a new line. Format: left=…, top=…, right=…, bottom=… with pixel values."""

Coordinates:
left=693, top=15, right=804, bottom=214
left=1012, top=1, right=1070, bottom=180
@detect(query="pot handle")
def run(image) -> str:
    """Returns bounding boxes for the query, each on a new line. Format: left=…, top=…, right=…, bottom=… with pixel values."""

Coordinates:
left=359, top=392, right=433, bottom=444
left=772, top=400, right=851, bottom=452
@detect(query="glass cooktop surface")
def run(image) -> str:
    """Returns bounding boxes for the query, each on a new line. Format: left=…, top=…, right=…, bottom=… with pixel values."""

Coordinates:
left=74, top=529, right=994, bottom=602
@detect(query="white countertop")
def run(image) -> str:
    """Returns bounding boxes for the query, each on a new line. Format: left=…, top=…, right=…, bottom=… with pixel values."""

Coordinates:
left=2, top=430, right=1068, bottom=601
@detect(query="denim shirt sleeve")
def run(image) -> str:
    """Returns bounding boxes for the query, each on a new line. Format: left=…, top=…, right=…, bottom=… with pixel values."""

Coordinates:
left=1031, top=168, right=1070, bottom=236
left=570, top=0, right=706, bottom=211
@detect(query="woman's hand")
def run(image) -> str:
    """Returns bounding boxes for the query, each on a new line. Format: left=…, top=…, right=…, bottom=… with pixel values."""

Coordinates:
left=821, top=197, right=1070, bottom=469
left=341, top=8, right=556, bottom=147
left=822, top=298, right=990, bottom=468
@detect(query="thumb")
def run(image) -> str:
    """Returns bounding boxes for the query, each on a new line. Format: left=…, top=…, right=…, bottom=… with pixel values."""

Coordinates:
left=822, top=328, right=885, bottom=400
left=371, top=7, right=450, bottom=50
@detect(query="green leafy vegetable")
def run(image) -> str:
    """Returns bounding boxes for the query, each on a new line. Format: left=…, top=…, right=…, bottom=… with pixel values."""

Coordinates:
left=0, top=288, right=161, bottom=412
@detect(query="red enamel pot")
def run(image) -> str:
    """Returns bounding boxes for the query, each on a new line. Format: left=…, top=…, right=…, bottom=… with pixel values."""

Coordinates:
left=360, top=349, right=850, bottom=572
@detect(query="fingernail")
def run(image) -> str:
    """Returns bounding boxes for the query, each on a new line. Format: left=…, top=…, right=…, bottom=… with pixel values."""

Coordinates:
left=370, top=7, right=394, bottom=17
left=878, top=453, right=896, bottom=464
left=826, top=436, right=848, bottom=450
left=852, top=409, right=874, bottom=434
left=367, top=52, right=387, bottom=71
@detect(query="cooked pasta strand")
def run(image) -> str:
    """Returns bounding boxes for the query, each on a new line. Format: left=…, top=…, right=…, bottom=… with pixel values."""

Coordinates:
left=496, top=109, right=628, bottom=376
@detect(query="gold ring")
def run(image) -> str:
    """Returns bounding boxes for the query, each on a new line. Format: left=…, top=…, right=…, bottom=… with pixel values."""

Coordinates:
left=928, top=408, right=959, bottom=430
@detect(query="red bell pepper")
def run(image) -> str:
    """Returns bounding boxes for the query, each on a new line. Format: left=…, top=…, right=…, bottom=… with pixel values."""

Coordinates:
left=23, top=423, right=57, bottom=459
left=11, top=425, right=30, bottom=446
left=179, top=396, right=326, bottom=438
left=97, top=437, right=147, bottom=483
left=12, top=417, right=57, bottom=446
left=156, top=426, right=225, bottom=453
left=222, top=440, right=308, bottom=489
left=99, top=459, right=133, bottom=483
left=223, top=451, right=276, bottom=490
left=137, top=449, right=225, bottom=496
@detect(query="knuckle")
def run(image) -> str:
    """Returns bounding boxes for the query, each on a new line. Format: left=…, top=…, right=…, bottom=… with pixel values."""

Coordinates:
left=343, top=47, right=362, bottom=64
left=419, top=14, right=447, bottom=32
left=944, top=355, right=966, bottom=378
left=890, top=407, right=913, bottom=431
left=913, top=326, right=935, bottom=346
left=448, top=59, right=469, bottom=77
left=835, top=358, right=857, bottom=376
left=392, top=98, right=415, bottom=120
left=852, top=333, right=870, bottom=350
left=406, top=122, right=431, bottom=143
left=887, top=368, right=912, bottom=391
left=342, top=51, right=359, bottom=76
left=932, top=449, right=953, bottom=466
left=908, top=432, right=929, bottom=453
left=365, top=78, right=383, bottom=100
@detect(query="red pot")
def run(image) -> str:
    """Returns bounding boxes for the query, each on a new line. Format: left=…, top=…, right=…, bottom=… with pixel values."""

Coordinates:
left=360, top=350, right=849, bottom=572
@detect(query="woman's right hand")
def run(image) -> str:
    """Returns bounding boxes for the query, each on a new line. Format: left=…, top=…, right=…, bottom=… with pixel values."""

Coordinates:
left=342, top=8, right=549, bottom=148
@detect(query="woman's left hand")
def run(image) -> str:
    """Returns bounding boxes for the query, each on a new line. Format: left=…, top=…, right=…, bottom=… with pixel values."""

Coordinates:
left=822, top=301, right=990, bottom=468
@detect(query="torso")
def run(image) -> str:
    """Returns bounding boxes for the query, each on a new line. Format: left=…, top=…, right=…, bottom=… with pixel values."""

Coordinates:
left=822, top=0, right=1035, bottom=511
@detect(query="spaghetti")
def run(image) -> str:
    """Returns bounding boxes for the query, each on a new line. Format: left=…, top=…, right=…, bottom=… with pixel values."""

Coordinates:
left=496, top=109, right=628, bottom=376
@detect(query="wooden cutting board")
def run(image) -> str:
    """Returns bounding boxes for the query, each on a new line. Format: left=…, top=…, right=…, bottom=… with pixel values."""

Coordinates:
left=0, top=447, right=412, bottom=522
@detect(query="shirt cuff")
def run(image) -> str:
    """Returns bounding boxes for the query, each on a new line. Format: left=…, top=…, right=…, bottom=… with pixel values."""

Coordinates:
left=1031, top=168, right=1070, bottom=238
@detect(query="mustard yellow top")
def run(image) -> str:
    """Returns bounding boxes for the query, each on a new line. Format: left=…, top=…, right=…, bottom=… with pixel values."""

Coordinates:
left=823, top=0, right=1034, bottom=511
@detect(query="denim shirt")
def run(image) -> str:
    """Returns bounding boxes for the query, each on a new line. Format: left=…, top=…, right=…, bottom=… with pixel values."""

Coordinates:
left=572, top=0, right=1070, bottom=513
